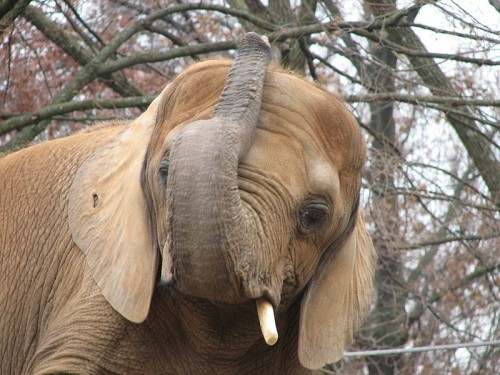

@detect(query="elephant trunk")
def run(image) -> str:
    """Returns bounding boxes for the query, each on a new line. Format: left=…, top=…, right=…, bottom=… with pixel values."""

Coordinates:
left=166, top=33, right=271, bottom=303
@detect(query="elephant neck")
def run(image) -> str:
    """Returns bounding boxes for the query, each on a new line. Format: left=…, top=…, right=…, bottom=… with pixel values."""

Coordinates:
left=146, top=286, right=305, bottom=373
left=171, top=290, right=262, bottom=353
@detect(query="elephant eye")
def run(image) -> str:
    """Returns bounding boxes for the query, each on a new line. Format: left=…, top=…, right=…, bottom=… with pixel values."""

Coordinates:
left=159, top=159, right=169, bottom=186
left=299, top=204, right=328, bottom=234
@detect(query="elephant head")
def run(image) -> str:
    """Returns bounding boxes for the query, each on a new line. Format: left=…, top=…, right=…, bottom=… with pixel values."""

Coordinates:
left=68, top=33, right=376, bottom=369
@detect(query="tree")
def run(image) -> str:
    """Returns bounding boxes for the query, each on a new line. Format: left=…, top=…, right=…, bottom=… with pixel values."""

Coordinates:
left=1, top=1, right=498, bottom=373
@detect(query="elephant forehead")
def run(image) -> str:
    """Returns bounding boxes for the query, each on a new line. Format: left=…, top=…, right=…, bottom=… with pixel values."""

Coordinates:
left=244, top=123, right=338, bottom=198
left=260, top=72, right=364, bottom=168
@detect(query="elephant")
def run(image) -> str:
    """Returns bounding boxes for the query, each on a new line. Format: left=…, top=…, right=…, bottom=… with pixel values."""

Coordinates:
left=0, top=33, right=376, bottom=374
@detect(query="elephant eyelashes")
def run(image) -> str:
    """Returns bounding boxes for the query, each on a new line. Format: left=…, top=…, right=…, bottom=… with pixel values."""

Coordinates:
left=299, top=204, right=328, bottom=234
left=159, top=159, right=169, bottom=185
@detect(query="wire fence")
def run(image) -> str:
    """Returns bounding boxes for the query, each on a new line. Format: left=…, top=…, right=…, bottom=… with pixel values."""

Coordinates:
left=343, top=340, right=500, bottom=357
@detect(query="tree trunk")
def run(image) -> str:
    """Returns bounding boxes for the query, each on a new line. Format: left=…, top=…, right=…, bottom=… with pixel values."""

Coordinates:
left=369, top=0, right=500, bottom=206
left=364, top=2, right=409, bottom=373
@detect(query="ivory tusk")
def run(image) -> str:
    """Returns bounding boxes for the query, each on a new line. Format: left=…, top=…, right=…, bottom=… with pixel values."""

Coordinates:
left=256, top=297, right=278, bottom=346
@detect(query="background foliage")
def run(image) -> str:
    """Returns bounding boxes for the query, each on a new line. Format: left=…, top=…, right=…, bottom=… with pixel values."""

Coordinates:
left=1, top=0, right=498, bottom=373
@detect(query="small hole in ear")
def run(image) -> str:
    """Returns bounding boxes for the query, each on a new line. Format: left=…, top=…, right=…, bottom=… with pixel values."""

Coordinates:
left=93, top=193, right=99, bottom=208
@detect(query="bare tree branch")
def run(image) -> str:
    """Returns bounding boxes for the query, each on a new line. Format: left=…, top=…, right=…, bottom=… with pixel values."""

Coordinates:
left=344, top=93, right=500, bottom=107
left=399, top=233, right=500, bottom=251
left=23, top=5, right=144, bottom=98
left=0, top=0, right=31, bottom=35
left=0, top=3, right=260, bottom=151
left=398, top=21, right=500, bottom=45
left=0, top=96, right=155, bottom=135
left=351, top=28, right=500, bottom=66
left=408, top=263, right=500, bottom=323
left=97, top=41, right=236, bottom=75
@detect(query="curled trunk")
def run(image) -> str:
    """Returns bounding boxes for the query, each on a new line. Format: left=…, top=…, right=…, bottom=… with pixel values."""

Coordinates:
left=166, top=33, right=271, bottom=303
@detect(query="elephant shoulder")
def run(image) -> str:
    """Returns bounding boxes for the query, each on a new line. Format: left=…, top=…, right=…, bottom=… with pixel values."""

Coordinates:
left=0, top=123, right=125, bottom=176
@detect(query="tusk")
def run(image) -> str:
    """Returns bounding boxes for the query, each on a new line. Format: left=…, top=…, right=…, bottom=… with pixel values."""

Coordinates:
left=256, top=298, right=278, bottom=346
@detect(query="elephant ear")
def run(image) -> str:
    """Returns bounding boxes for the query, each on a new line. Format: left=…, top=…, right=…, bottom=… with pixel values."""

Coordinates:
left=298, top=211, right=376, bottom=369
left=68, top=102, right=162, bottom=324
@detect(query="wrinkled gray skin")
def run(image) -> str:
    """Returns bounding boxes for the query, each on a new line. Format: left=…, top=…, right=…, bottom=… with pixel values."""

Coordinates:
left=0, top=33, right=374, bottom=374
left=165, top=35, right=276, bottom=304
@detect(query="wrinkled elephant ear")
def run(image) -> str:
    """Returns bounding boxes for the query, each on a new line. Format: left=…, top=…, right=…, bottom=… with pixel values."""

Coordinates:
left=68, top=98, right=163, bottom=324
left=298, top=211, right=376, bottom=369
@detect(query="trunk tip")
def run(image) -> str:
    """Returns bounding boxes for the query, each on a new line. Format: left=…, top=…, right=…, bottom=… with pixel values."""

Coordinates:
left=240, top=32, right=271, bottom=52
